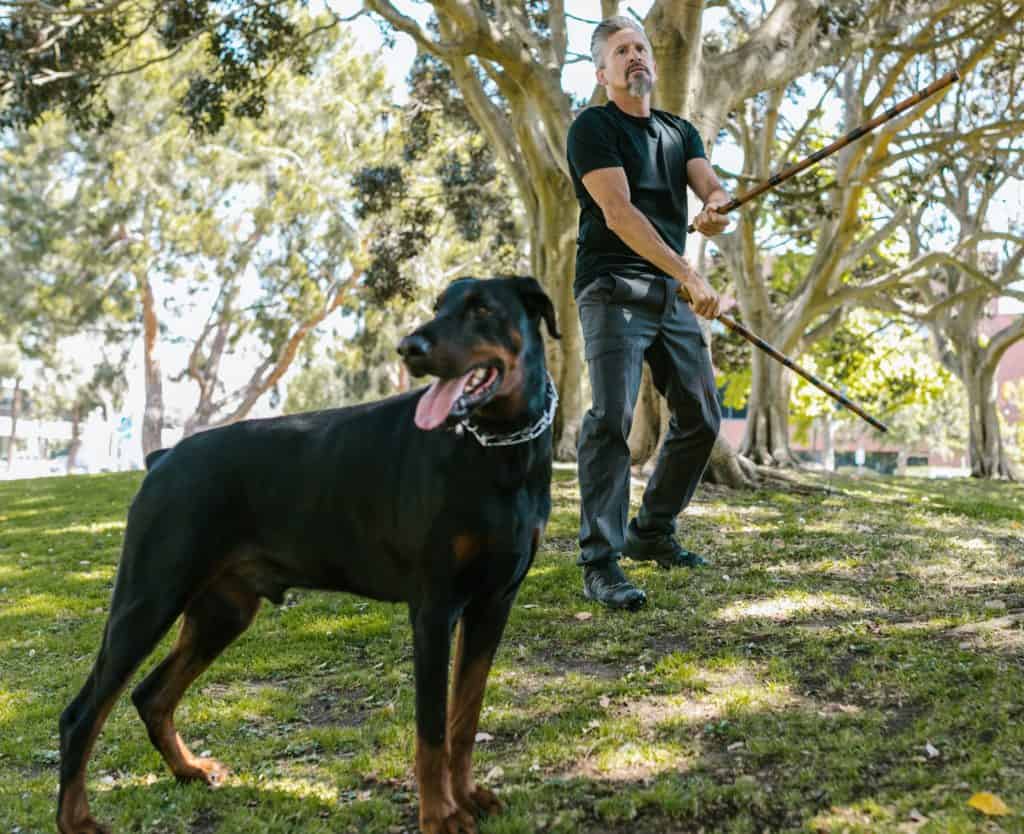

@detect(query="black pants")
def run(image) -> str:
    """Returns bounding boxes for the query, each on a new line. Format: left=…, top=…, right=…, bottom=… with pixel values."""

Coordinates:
left=576, top=274, right=721, bottom=566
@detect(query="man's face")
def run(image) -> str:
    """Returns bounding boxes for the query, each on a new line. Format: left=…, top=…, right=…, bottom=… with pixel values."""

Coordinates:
left=596, top=28, right=657, bottom=97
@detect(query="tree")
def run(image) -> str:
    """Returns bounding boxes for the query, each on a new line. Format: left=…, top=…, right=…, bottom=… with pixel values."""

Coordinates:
left=705, top=0, right=1019, bottom=468
left=6, top=0, right=1011, bottom=482
left=866, top=25, right=1024, bottom=479
left=0, top=343, right=21, bottom=470
left=3, top=28, right=399, bottom=454
left=0, top=0, right=892, bottom=469
left=786, top=309, right=965, bottom=471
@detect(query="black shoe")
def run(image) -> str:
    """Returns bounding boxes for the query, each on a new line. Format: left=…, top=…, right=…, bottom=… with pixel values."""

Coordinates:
left=582, top=560, right=647, bottom=611
left=622, top=518, right=707, bottom=569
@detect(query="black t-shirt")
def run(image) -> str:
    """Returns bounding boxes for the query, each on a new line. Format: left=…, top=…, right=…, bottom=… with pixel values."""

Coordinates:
left=566, top=101, right=707, bottom=295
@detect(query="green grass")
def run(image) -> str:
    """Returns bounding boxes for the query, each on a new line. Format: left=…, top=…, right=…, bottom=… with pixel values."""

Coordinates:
left=2, top=469, right=1023, bottom=833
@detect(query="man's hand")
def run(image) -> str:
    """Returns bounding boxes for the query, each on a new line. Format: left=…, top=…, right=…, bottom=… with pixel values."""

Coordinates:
left=679, top=266, right=720, bottom=320
left=691, top=196, right=731, bottom=237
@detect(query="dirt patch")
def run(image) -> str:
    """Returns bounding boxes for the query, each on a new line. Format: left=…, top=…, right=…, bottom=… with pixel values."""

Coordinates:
left=881, top=700, right=928, bottom=735
left=200, top=677, right=295, bottom=699
left=304, top=686, right=373, bottom=727
left=544, top=653, right=623, bottom=680
left=625, top=693, right=719, bottom=727
left=189, top=808, right=219, bottom=834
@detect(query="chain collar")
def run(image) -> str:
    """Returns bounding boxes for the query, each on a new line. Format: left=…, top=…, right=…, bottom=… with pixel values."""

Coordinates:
left=453, top=373, right=558, bottom=447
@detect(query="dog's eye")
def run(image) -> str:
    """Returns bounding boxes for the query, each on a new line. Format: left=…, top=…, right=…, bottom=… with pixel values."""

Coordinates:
left=470, top=305, right=492, bottom=319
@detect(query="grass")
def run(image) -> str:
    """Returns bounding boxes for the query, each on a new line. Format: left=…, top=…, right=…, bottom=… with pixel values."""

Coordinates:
left=1, top=468, right=1023, bottom=833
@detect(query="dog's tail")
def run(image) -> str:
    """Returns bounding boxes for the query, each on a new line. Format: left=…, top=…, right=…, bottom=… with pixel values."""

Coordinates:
left=144, top=448, right=170, bottom=471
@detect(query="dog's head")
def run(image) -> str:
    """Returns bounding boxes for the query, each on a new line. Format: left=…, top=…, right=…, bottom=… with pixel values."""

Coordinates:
left=398, top=276, right=560, bottom=431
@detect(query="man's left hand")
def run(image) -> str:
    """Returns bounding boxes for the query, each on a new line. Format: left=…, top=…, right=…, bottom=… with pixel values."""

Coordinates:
left=692, top=198, right=731, bottom=237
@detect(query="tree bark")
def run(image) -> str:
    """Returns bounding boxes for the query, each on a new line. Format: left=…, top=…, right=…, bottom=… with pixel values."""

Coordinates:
left=6, top=377, right=21, bottom=470
left=965, top=356, right=1017, bottom=480
left=67, top=404, right=82, bottom=473
left=628, top=362, right=663, bottom=465
left=703, top=434, right=761, bottom=487
left=739, top=347, right=800, bottom=466
left=822, top=414, right=835, bottom=471
left=140, top=275, right=164, bottom=456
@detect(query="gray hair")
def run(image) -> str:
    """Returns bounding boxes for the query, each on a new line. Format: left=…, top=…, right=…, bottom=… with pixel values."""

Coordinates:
left=590, top=16, right=651, bottom=69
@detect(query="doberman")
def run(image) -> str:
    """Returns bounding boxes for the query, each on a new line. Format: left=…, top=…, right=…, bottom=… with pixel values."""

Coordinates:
left=56, top=275, right=560, bottom=834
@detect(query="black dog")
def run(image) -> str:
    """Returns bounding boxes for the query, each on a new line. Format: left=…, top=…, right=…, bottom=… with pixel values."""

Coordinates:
left=57, top=276, right=560, bottom=834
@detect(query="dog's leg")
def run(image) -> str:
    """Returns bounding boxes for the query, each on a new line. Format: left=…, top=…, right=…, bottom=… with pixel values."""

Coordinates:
left=410, top=604, right=476, bottom=834
left=132, top=576, right=260, bottom=785
left=58, top=574, right=186, bottom=833
left=447, top=597, right=513, bottom=820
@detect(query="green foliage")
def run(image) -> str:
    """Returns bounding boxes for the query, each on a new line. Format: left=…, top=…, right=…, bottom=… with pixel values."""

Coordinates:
left=790, top=310, right=963, bottom=450
left=350, top=53, right=522, bottom=302
left=1, top=1, right=317, bottom=135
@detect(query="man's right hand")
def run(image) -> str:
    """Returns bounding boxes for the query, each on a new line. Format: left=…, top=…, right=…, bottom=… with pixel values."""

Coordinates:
left=680, top=268, right=721, bottom=319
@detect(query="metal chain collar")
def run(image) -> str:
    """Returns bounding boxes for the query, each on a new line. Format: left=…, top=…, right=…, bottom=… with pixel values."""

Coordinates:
left=454, top=373, right=559, bottom=447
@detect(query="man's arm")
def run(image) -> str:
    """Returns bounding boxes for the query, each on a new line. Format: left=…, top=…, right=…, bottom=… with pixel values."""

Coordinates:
left=581, top=166, right=720, bottom=319
left=687, top=158, right=731, bottom=236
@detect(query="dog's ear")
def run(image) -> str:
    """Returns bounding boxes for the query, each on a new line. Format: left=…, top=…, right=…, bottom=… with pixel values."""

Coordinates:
left=511, top=276, right=560, bottom=339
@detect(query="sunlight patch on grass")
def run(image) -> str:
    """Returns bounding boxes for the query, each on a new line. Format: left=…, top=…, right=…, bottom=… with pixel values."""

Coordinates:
left=299, top=612, right=393, bottom=640
left=714, top=592, right=870, bottom=623
left=234, top=773, right=339, bottom=804
left=0, top=689, right=31, bottom=725
left=0, top=565, right=24, bottom=581
left=1, top=592, right=91, bottom=619
left=584, top=740, right=687, bottom=780
left=40, top=521, right=126, bottom=537
left=809, top=800, right=890, bottom=832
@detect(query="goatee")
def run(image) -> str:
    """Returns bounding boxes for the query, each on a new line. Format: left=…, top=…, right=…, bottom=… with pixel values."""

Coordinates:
left=627, top=71, right=652, bottom=97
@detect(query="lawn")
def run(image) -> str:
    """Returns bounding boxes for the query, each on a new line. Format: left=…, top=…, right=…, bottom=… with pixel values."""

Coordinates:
left=1, top=468, right=1022, bottom=833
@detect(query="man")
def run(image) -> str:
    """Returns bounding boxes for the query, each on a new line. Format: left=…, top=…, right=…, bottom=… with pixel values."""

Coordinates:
left=567, top=16, right=732, bottom=611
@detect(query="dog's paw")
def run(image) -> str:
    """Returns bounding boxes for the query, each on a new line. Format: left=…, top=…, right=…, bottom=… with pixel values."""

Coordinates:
left=177, top=757, right=229, bottom=788
left=58, top=814, right=111, bottom=834
left=455, top=784, right=503, bottom=817
left=420, top=800, right=478, bottom=834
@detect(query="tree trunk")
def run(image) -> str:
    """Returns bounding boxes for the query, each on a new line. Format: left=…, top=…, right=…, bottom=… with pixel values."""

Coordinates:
left=532, top=177, right=584, bottom=461
left=140, top=276, right=164, bottom=456
left=629, top=363, right=663, bottom=465
left=67, top=405, right=82, bottom=473
left=703, top=434, right=761, bottom=487
left=966, top=361, right=1017, bottom=480
left=739, top=347, right=800, bottom=466
left=6, top=377, right=21, bottom=470
left=822, top=414, right=835, bottom=471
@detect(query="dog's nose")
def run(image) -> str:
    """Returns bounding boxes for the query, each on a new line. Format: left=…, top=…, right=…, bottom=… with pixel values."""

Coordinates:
left=397, top=332, right=432, bottom=360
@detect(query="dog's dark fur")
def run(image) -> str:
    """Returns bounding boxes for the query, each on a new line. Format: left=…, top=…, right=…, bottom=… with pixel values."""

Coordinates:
left=57, top=276, right=559, bottom=834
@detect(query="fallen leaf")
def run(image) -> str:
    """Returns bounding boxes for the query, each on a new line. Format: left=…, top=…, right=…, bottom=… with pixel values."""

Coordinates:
left=574, top=612, right=593, bottom=621
left=968, top=792, right=1010, bottom=816
left=474, top=732, right=494, bottom=743
left=925, top=742, right=940, bottom=759
left=908, top=808, right=927, bottom=822
left=484, top=766, right=504, bottom=783
left=599, top=695, right=611, bottom=708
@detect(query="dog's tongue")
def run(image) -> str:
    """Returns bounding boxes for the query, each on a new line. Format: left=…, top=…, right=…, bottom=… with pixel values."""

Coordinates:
left=415, top=372, right=473, bottom=430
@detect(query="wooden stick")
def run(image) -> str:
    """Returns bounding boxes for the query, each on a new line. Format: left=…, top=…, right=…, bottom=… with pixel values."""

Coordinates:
left=688, top=70, right=961, bottom=232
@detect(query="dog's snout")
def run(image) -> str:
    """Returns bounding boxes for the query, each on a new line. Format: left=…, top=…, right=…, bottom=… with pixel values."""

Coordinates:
left=398, top=332, right=433, bottom=361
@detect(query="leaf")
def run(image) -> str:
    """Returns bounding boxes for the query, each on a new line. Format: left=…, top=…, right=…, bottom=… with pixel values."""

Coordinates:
left=924, top=742, right=940, bottom=759
left=474, top=732, right=494, bottom=743
left=967, top=792, right=1010, bottom=816
left=574, top=611, right=593, bottom=621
